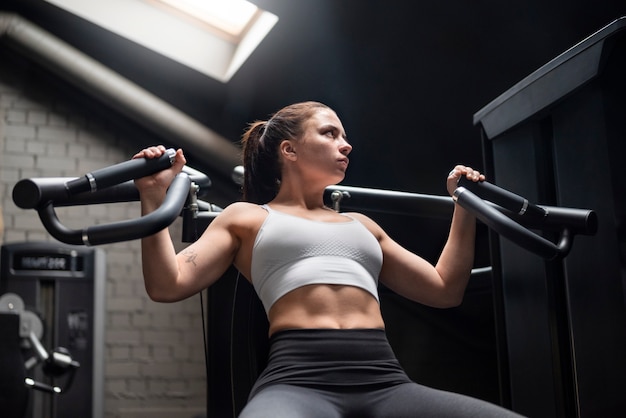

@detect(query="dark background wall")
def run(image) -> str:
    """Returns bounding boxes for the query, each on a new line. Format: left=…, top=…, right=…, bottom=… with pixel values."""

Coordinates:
left=3, top=1, right=625, bottom=196
left=6, top=0, right=624, bottom=265
left=2, top=0, right=626, bottom=414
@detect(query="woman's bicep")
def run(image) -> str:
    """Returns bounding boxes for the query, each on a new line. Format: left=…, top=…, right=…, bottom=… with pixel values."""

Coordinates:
left=174, top=215, right=239, bottom=296
left=377, top=229, right=458, bottom=307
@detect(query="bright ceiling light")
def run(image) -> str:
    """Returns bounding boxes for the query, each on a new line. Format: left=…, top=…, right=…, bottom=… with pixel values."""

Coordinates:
left=42, top=0, right=278, bottom=82
left=154, top=0, right=259, bottom=38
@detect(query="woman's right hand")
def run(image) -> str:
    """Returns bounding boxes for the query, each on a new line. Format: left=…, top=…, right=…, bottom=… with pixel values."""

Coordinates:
left=133, top=145, right=187, bottom=202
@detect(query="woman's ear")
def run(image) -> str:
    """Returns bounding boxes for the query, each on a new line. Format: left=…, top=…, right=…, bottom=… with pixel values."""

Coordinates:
left=279, top=140, right=297, bottom=161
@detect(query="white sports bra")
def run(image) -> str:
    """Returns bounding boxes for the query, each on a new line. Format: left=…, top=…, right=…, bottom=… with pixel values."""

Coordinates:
left=250, top=204, right=383, bottom=314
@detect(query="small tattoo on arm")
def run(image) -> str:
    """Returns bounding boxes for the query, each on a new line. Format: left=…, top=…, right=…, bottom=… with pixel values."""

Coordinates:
left=182, top=248, right=197, bottom=267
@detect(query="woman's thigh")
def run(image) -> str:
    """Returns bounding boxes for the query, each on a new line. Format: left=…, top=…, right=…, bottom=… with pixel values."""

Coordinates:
left=364, top=382, right=525, bottom=418
left=239, top=384, right=342, bottom=418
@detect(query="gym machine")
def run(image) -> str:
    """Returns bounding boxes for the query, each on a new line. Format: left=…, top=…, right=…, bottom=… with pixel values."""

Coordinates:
left=472, top=15, right=626, bottom=418
left=1, top=242, right=105, bottom=418
left=6, top=148, right=597, bottom=417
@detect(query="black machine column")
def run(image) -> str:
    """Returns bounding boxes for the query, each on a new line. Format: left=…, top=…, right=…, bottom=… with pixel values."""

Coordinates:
left=0, top=242, right=106, bottom=418
left=473, top=17, right=626, bottom=418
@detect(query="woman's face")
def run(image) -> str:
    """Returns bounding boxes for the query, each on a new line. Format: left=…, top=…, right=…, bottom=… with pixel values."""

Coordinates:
left=290, top=108, right=352, bottom=185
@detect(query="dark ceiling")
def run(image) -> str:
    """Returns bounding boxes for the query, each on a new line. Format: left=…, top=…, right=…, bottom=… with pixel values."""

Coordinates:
left=2, top=0, right=626, bottom=252
left=3, top=0, right=625, bottom=196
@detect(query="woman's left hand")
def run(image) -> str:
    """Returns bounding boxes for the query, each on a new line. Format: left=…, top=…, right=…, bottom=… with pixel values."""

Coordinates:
left=446, top=165, right=485, bottom=197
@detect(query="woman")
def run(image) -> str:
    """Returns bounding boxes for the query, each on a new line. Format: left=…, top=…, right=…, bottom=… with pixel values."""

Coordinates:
left=134, top=101, right=523, bottom=417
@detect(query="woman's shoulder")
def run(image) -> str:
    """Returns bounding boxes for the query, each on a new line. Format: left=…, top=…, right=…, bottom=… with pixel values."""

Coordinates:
left=343, top=211, right=374, bottom=224
left=344, top=211, right=385, bottom=239
left=215, top=201, right=268, bottom=224
left=223, top=200, right=262, bottom=211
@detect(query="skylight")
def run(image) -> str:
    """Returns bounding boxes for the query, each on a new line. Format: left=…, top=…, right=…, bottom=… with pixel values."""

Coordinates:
left=153, top=0, right=260, bottom=39
left=42, top=0, right=278, bottom=82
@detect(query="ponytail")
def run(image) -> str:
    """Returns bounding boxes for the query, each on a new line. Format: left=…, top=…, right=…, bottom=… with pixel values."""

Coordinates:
left=241, top=120, right=281, bottom=204
left=240, top=101, right=331, bottom=204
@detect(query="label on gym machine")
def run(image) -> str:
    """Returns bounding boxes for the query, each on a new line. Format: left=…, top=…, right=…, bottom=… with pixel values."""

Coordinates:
left=11, top=252, right=84, bottom=272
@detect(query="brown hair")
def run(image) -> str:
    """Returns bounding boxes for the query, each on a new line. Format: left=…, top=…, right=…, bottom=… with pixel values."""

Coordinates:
left=241, top=101, right=331, bottom=203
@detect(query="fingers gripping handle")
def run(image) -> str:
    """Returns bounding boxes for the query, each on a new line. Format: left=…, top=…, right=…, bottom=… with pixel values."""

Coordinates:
left=64, top=148, right=176, bottom=195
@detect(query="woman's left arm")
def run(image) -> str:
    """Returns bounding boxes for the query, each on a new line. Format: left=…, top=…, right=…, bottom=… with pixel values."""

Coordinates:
left=433, top=165, right=485, bottom=303
left=359, top=165, right=484, bottom=308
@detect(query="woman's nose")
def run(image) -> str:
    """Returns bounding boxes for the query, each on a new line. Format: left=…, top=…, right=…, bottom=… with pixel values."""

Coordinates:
left=339, top=140, right=352, bottom=155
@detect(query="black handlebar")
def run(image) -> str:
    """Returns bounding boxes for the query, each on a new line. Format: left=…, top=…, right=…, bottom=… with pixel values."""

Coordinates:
left=453, top=178, right=597, bottom=260
left=13, top=149, right=211, bottom=210
left=457, top=176, right=547, bottom=219
left=453, top=186, right=568, bottom=259
left=37, top=173, right=191, bottom=246
left=14, top=153, right=596, bottom=257
left=64, top=148, right=177, bottom=196
left=326, top=179, right=596, bottom=260
left=324, top=185, right=454, bottom=220
left=456, top=177, right=597, bottom=235
left=12, top=150, right=213, bottom=246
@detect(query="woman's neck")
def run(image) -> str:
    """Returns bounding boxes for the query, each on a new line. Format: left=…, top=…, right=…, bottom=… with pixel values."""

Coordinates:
left=272, top=179, right=329, bottom=210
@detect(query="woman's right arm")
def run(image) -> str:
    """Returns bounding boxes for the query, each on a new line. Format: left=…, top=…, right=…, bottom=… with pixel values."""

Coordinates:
left=134, top=146, right=238, bottom=302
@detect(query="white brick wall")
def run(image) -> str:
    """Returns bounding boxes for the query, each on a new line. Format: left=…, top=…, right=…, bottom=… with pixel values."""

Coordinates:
left=1, top=61, right=207, bottom=417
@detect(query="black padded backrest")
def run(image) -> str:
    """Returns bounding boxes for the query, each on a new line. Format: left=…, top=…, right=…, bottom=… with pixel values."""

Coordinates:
left=0, top=313, right=29, bottom=418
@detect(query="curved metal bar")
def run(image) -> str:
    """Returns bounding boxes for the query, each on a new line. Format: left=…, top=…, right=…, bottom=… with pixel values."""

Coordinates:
left=36, top=174, right=191, bottom=246
left=556, top=228, right=573, bottom=258
left=325, top=183, right=596, bottom=240
left=181, top=166, right=212, bottom=194
left=454, top=187, right=567, bottom=260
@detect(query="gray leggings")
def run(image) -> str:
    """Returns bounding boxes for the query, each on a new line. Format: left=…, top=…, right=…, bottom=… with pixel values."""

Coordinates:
left=239, top=329, right=524, bottom=418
